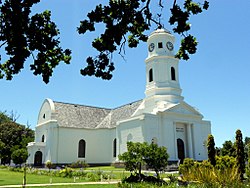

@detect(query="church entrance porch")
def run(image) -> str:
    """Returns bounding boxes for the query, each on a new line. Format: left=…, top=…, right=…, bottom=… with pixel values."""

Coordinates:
left=175, top=122, right=194, bottom=160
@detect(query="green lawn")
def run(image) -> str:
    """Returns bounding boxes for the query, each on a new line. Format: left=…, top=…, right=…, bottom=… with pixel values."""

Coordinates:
left=0, top=169, right=89, bottom=186
left=27, top=185, right=116, bottom=188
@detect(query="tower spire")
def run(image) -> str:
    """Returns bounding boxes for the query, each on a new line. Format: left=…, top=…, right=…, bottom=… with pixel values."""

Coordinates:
left=144, top=29, right=183, bottom=111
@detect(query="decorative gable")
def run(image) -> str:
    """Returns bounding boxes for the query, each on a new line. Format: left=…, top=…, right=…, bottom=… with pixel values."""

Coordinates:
left=158, top=102, right=203, bottom=118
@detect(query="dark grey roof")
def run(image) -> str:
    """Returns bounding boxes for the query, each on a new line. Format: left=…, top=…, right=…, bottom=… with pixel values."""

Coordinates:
left=96, top=100, right=142, bottom=129
left=53, top=100, right=142, bottom=129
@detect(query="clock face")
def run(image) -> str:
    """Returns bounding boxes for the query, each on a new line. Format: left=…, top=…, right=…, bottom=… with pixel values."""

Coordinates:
left=148, top=43, right=155, bottom=52
left=166, top=41, right=174, bottom=51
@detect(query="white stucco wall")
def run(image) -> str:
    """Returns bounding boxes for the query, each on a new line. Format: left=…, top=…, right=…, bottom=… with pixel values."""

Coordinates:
left=117, top=116, right=144, bottom=155
left=37, top=99, right=55, bottom=125
left=56, top=127, right=116, bottom=164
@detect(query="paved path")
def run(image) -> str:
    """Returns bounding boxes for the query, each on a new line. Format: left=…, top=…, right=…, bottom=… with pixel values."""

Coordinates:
left=0, top=181, right=120, bottom=188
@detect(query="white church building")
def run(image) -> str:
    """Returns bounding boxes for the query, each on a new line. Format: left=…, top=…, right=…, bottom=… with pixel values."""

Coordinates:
left=27, top=29, right=211, bottom=166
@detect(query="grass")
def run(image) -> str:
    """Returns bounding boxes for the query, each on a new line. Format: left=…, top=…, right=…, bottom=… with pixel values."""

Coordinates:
left=27, top=185, right=116, bottom=188
left=0, top=169, right=89, bottom=186
left=0, top=166, right=177, bottom=187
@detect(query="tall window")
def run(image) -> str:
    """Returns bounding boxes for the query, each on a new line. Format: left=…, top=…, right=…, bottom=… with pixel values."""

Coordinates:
left=149, top=68, right=153, bottom=82
left=78, top=139, right=86, bottom=158
left=113, top=138, right=117, bottom=157
left=41, top=135, right=45, bottom=142
left=171, top=67, right=176, bottom=81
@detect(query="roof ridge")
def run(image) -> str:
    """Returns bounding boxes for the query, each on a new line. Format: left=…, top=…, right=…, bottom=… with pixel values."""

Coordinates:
left=112, top=99, right=143, bottom=110
left=53, top=101, right=112, bottom=110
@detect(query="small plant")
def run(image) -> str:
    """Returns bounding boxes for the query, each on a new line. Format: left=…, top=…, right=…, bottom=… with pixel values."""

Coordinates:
left=45, top=160, right=53, bottom=171
left=70, top=160, right=89, bottom=168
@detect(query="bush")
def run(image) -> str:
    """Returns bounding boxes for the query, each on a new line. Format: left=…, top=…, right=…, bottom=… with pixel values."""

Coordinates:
left=215, top=155, right=236, bottom=169
left=59, top=167, right=73, bottom=178
left=45, top=160, right=53, bottom=171
left=11, top=148, right=28, bottom=165
left=86, top=172, right=100, bottom=181
left=70, top=160, right=89, bottom=168
left=179, top=157, right=240, bottom=187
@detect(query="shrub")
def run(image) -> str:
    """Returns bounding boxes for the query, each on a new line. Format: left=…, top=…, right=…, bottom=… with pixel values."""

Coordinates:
left=235, top=129, right=245, bottom=180
left=70, top=160, right=89, bottom=168
left=59, top=167, right=73, bottom=178
left=179, top=157, right=240, bottom=187
left=11, top=148, right=28, bottom=165
left=87, top=172, right=100, bottom=181
left=215, top=155, right=236, bottom=169
left=45, top=160, right=53, bottom=171
left=207, top=134, right=216, bottom=166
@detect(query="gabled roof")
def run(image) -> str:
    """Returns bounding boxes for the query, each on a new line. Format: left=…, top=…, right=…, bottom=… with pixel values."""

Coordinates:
left=157, top=101, right=203, bottom=118
left=53, top=100, right=142, bottom=129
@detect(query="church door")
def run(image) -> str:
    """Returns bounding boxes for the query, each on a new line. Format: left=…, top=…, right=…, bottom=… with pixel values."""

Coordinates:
left=34, top=151, right=43, bottom=167
left=177, top=138, right=185, bottom=163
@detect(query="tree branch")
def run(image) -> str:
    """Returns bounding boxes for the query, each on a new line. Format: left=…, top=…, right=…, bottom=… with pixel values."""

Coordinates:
left=0, top=41, right=7, bottom=48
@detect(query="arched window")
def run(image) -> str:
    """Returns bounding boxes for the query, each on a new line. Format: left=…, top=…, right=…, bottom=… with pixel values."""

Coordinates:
left=171, top=67, right=176, bottom=81
left=149, top=68, right=153, bottom=82
left=113, top=138, right=117, bottom=157
left=78, top=139, right=86, bottom=158
left=41, top=135, right=45, bottom=142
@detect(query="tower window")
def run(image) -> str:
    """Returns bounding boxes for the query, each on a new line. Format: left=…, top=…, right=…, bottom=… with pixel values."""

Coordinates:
left=78, top=139, right=86, bottom=158
left=171, top=67, right=176, bottom=81
left=149, top=68, right=153, bottom=82
left=158, top=42, right=163, bottom=48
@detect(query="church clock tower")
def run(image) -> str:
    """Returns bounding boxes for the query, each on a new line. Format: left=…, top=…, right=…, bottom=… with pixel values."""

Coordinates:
left=144, top=29, right=184, bottom=111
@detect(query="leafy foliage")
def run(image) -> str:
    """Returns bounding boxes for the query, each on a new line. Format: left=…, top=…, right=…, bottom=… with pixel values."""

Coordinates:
left=235, top=129, right=245, bottom=180
left=0, top=112, right=34, bottom=164
left=0, top=0, right=71, bottom=83
left=0, top=111, right=12, bottom=124
left=179, top=157, right=240, bottom=187
left=143, top=143, right=169, bottom=179
left=0, top=0, right=209, bottom=82
left=11, top=148, right=28, bottom=165
left=118, top=141, right=169, bottom=181
left=207, top=134, right=216, bottom=166
left=220, top=140, right=236, bottom=157
left=118, top=142, right=146, bottom=177
left=79, top=0, right=209, bottom=80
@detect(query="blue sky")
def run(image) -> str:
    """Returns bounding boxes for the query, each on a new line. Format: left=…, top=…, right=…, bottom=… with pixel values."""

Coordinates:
left=1, top=1, right=250, bottom=147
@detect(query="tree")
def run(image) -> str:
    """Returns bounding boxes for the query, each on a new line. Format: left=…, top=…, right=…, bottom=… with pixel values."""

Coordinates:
left=0, top=116, right=34, bottom=164
left=235, top=129, right=245, bottom=180
left=207, top=134, right=216, bottom=166
left=119, top=141, right=169, bottom=181
left=118, top=142, right=146, bottom=179
left=11, top=148, right=28, bottom=165
left=0, top=0, right=209, bottom=83
left=244, top=136, right=250, bottom=159
left=221, top=140, right=236, bottom=157
left=143, top=143, right=169, bottom=179
left=0, top=111, right=11, bottom=124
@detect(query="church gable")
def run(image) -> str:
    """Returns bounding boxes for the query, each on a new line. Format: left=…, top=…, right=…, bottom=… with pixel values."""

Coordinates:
left=164, top=102, right=203, bottom=117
